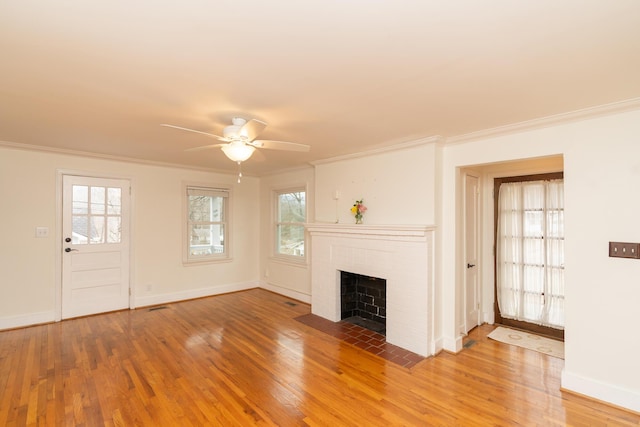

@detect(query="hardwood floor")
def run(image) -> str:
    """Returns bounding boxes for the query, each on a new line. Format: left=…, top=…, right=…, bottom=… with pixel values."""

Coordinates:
left=0, top=289, right=637, bottom=426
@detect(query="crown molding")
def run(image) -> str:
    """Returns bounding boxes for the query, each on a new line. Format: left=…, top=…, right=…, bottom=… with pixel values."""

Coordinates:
left=0, top=140, right=248, bottom=176
left=446, top=97, right=640, bottom=145
left=259, top=163, right=315, bottom=177
left=310, top=135, right=442, bottom=166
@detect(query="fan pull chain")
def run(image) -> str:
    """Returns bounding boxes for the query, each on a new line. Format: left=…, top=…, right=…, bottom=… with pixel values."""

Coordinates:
left=237, top=161, right=243, bottom=183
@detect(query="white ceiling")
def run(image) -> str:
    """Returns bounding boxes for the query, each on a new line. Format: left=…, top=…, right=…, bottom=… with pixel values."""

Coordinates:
left=2, top=1, right=640, bottom=175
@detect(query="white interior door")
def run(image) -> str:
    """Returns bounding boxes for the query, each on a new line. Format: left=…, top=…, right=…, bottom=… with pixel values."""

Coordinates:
left=464, top=174, right=480, bottom=333
left=62, top=175, right=130, bottom=319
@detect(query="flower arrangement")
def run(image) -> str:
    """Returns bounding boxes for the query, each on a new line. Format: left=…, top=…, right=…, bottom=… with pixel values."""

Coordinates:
left=350, top=199, right=367, bottom=224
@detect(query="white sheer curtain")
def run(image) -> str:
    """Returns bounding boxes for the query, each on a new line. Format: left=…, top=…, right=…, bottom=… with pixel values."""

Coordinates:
left=496, top=179, right=564, bottom=329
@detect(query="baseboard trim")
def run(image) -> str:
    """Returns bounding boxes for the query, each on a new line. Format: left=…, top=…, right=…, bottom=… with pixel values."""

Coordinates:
left=0, top=282, right=298, bottom=330
left=134, top=281, right=259, bottom=308
left=259, top=281, right=311, bottom=304
left=442, top=335, right=464, bottom=353
left=0, top=311, right=55, bottom=331
left=431, top=337, right=444, bottom=355
left=561, top=369, right=640, bottom=413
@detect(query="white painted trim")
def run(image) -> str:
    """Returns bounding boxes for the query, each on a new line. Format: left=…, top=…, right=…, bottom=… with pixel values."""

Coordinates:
left=128, top=179, right=138, bottom=309
left=259, top=164, right=315, bottom=177
left=561, top=370, right=640, bottom=413
left=0, top=311, right=55, bottom=330
left=431, top=337, right=444, bottom=355
left=0, top=140, right=242, bottom=175
left=306, top=223, right=436, bottom=238
left=310, top=136, right=442, bottom=166
left=54, top=172, right=63, bottom=322
left=447, top=97, right=640, bottom=145
left=442, top=335, right=464, bottom=353
left=134, top=281, right=258, bottom=308
left=259, top=281, right=311, bottom=304
left=483, top=312, right=494, bottom=324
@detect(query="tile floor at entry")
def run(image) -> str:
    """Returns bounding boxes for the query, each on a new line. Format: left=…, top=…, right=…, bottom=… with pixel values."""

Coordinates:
left=295, top=313, right=425, bottom=369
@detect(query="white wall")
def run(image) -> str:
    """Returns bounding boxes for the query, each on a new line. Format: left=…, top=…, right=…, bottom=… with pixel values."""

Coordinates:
left=441, top=108, right=640, bottom=412
left=259, top=167, right=315, bottom=302
left=314, top=140, right=438, bottom=225
left=0, top=146, right=260, bottom=327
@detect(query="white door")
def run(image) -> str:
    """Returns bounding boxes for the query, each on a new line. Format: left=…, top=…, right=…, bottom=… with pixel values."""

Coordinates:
left=464, top=174, right=480, bottom=333
left=62, top=175, right=130, bottom=319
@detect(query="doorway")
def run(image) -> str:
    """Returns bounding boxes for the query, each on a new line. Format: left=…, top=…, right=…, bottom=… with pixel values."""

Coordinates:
left=494, top=172, right=564, bottom=340
left=464, top=174, right=480, bottom=334
left=61, top=175, right=131, bottom=319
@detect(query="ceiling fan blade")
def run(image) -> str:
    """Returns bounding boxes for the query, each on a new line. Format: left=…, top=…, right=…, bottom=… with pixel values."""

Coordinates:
left=251, top=140, right=311, bottom=152
left=184, top=143, right=226, bottom=152
left=240, top=119, right=267, bottom=141
left=161, top=124, right=226, bottom=141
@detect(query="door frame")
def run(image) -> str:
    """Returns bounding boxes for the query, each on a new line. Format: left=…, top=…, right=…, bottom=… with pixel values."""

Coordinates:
left=55, top=169, right=135, bottom=321
left=462, top=172, right=481, bottom=334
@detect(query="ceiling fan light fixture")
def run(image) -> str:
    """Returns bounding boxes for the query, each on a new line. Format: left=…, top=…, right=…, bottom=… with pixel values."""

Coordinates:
left=221, top=141, right=255, bottom=162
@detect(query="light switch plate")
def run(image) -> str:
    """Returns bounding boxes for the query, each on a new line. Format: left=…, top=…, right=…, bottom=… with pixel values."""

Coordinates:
left=609, top=242, right=640, bottom=259
left=35, top=226, right=49, bottom=238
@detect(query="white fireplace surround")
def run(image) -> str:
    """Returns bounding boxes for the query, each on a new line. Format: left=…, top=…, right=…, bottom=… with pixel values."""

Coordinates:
left=306, top=223, right=436, bottom=356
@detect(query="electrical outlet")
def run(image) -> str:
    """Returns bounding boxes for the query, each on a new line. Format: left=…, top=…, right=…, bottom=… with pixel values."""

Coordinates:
left=609, top=242, right=640, bottom=259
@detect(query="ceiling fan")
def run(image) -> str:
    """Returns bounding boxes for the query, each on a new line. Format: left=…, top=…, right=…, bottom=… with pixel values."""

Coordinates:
left=161, top=117, right=310, bottom=163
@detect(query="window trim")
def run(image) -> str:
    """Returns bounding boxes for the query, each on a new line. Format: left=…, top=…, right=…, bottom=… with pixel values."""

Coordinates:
left=272, top=186, right=307, bottom=265
left=183, top=182, right=232, bottom=265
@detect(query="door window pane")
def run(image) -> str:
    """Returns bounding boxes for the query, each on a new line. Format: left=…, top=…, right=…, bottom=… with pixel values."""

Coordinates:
left=107, top=188, right=121, bottom=215
left=90, top=216, right=105, bottom=244
left=73, top=186, right=88, bottom=214
left=107, top=217, right=121, bottom=243
left=91, top=187, right=105, bottom=214
left=71, top=185, right=122, bottom=244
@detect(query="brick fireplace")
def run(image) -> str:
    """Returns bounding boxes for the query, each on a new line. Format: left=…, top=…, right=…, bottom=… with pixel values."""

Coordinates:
left=306, top=223, right=436, bottom=356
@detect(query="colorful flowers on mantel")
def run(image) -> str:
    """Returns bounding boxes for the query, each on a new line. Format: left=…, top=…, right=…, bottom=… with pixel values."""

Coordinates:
left=351, top=199, right=367, bottom=224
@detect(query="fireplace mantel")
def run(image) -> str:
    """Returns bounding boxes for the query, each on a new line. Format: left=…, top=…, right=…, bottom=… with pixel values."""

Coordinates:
left=306, top=223, right=435, bottom=238
left=307, top=222, right=436, bottom=356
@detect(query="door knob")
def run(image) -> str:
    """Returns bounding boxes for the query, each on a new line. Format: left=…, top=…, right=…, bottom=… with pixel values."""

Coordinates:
left=467, top=263, right=475, bottom=268
left=65, top=248, right=78, bottom=252
left=65, top=237, right=71, bottom=242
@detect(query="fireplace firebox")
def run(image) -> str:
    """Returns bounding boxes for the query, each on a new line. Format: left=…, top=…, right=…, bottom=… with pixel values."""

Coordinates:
left=341, top=271, right=386, bottom=335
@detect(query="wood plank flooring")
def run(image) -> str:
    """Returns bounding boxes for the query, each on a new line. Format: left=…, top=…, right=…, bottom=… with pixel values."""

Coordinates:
left=0, top=289, right=638, bottom=426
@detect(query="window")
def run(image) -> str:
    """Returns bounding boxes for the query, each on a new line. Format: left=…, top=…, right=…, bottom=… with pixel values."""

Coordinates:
left=185, top=185, right=229, bottom=262
left=495, top=175, right=564, bottom=334
left=275, top=189, right=306, bottom=259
